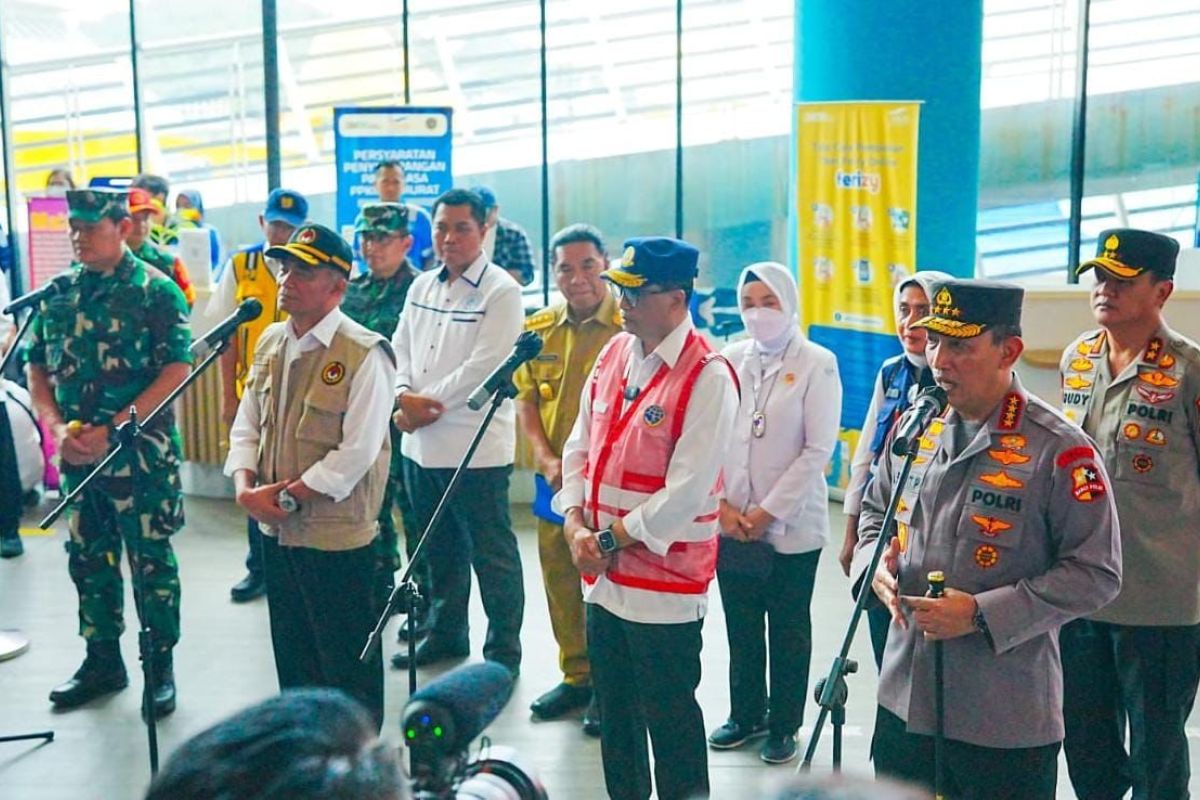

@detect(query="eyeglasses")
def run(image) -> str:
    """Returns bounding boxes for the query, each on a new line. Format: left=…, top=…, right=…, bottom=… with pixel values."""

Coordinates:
left=608, top=283, right=679, bottom=308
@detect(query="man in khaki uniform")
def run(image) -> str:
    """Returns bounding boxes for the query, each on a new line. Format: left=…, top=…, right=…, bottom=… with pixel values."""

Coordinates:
left=225, top=223, right=396, bottom=729
left=854, top=278, right=1122, bottom=799
left=514, top=224, right=621, bottom=735
left=1059, top=229, right=1200, bottom=800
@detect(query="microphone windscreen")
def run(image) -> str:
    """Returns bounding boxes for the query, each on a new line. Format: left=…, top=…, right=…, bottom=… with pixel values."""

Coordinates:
left=516, top=330, right=544, bottom=360
left=405, top=661, right=514, bottom=749
left=238, top=297, right=264, bottom=322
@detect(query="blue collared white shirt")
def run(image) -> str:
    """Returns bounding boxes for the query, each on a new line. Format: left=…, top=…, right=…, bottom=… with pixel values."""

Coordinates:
left=391, top=250, right=524, bottom=468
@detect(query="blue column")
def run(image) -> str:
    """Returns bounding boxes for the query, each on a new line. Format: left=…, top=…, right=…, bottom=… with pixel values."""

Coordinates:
left=794, top=0, right=983, bottom=277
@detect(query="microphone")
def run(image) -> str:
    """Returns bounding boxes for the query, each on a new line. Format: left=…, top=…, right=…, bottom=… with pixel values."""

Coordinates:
left=402, top=661, right=514, bottom=755
left=189, top=298, right=263, bottom=360
left=891, top=385, right=948, bottom=456
left=466, top=331, right=543, bottom=411
left=3, top=275, right=72, bottom=315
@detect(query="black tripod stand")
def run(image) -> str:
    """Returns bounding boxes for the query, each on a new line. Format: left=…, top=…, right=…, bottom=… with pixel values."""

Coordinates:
left=361, top=379, right=517, bottom=698
left=799, top=435, right=924, bottom=772
left=40, top=342, right=229, bottom=775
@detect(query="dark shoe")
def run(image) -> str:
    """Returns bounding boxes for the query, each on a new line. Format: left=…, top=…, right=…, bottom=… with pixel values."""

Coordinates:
left=390, top=638, right=469, bottom=670
left=49, top=641, right=128, bottom=708
left=230, top=573, right=265, bottom=603
left=581, top=696, right=601, bottom=737
left=760, top=733, right=798, bottom=764
left=0, top=530, right=23, bottom=558
left=395, top=614, right=430, bottom=643
left=707, top=718, right=768, bottom=750
left=143, top=650, right=176, bottom=720
left=530, top=682, right=592, bottom=720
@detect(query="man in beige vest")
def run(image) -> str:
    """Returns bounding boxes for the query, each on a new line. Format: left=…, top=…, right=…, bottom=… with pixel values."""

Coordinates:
left=224, top=223, right=397, bottom=728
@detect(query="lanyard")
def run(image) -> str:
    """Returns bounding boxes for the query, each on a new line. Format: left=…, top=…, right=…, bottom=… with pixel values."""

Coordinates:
left=749, top=349, right=783, bottom=438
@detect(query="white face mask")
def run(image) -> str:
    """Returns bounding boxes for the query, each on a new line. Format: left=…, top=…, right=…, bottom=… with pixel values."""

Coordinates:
left=742, top=306, right=794, bottom=347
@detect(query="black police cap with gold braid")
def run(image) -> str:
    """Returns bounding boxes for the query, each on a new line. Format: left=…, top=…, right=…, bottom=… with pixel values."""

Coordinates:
left=1077, top=228, right=1180, bottom=281
left=911, top=278, right=1024, bottom=339
left=265, top=223, right=354, bottom=275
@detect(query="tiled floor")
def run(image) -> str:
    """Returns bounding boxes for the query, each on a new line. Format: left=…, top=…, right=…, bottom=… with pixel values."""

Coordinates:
left=0, top=493, right=1190, bottom=798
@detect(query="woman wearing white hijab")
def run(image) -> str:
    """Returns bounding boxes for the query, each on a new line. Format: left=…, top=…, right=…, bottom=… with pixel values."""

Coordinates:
left=839, top=269, right=951, bottom=669
left=708, top=261, right=843, bottom=764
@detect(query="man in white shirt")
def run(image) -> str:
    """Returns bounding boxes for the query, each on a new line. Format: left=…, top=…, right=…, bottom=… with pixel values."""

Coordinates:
left=224, top=223, right=396, bottom=728
left=556, top=237, right=739, bottom=800
left=390, top=188, right=525, bottom=675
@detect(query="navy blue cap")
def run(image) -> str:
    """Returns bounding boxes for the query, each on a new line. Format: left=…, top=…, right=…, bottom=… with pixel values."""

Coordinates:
left=468, top=185, right=497, bottom=210
left=602, top=237, right=700, bottom=288
left=263, top=188, right=308, bottom=227
left=1077, top=228, right=1180, bottom=281
left=912, top=278, right=1024, bottom=339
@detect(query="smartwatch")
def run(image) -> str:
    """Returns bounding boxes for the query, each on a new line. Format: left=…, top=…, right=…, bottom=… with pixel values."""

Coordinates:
left=596, top=527, right=619, bottom=555
left=277, top=487, right=301, bottom=514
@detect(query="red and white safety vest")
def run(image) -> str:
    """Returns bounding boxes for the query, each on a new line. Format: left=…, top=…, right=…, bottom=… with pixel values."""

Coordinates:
left=583, top=331, right=733, bottom=595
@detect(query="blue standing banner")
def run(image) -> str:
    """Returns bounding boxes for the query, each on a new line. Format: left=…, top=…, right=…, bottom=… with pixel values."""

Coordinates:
left=333, top=106, right=454, bottom=243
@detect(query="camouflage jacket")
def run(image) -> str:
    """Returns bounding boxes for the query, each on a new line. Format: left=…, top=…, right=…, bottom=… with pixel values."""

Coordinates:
left=341, top=260, right=418, bottom=340
left=131, top=240, right=196, bottom=308
left=25, top=249, right=194, bottom=431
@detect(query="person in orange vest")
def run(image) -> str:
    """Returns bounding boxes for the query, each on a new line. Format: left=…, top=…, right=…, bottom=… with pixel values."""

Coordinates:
left=556, top=237, right=739, bottom=800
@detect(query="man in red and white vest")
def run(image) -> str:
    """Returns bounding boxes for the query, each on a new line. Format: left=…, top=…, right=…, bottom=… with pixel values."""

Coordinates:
left=556, top=236, right=738, bottom=800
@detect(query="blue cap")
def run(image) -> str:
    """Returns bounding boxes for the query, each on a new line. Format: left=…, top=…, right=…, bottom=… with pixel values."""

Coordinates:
left=263, top=188, right=308, bottom=227
left=468, top=185, right=497, bottom=210
left=602, top=237, right=700, bottom=288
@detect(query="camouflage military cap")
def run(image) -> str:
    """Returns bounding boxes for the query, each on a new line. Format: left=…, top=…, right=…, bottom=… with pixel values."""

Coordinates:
left=354, top=202, right=411, bottom=235
left=67, top=189, right=129, bottom=223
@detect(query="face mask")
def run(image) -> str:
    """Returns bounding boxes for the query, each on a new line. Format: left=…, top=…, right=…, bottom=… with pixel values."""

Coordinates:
left=46, top=184, right=68, bottom=197
left=742, top=306, right=794, bottom=347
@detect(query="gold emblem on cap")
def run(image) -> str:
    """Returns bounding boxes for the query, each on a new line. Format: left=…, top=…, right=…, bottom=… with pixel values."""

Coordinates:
left=930, top=286, right=963, bottom=319
left=1103, top=234, right=1120, bottom=256
left=280, top=196, right=294, bottom=209
left=297, top=228, right=317, bottom=244
left=621, top=246, right=636, bottom=267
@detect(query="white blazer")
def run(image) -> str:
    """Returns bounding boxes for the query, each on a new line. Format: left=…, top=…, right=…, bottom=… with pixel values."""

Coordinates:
left=720, top=333, right=843, bottom=554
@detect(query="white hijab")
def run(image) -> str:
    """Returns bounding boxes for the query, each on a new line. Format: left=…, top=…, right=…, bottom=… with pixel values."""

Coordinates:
left=893, top=269, right=952, bottom=367
left=737, top=261, right=799, bottom=355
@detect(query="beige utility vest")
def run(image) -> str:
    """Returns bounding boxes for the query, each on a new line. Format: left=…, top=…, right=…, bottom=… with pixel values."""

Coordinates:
left=250, top=318, right=392, bottom=550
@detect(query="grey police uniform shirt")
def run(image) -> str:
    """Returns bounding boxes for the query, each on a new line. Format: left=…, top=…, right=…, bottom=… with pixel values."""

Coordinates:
left=851, top=373, right=1122, bottom=749
left=1060, top=324, right=1200, bottom=626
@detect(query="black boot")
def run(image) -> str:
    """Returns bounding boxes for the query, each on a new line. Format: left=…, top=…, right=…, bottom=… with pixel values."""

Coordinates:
left=143, top=649, right=176, bottom=720
left=0, top=528, right=22, bottom=558
left=49, top=641, right=129, bottom=708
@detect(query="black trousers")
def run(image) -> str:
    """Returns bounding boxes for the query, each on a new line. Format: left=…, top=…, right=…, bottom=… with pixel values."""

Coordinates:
left=587, top=603, right=708, bottom=800
left=0, top=402, right=21, bottom=536
left=261, top=535, right=384, bottom=730
left=717, top=548, right=820, bottom=736
left=244, top=517, right=263, bottom=577
left=873, top=706, right=1059, bottom=800
left=401, top=458, right=523, bottom=669
left=1061, top=617, right=1200, bottom=800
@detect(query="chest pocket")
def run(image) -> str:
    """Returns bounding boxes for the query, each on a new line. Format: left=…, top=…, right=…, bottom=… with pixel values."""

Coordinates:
left=296, top=391, right=346, bottom=448
left=959, top=487, right=1026, bottom=584
left=41, top=304, right=78, bottom=377
left=531, top=360, right=563, bottom=401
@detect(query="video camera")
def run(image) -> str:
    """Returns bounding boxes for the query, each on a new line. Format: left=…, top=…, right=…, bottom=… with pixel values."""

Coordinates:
left=402, top=661, right=548, bottom=799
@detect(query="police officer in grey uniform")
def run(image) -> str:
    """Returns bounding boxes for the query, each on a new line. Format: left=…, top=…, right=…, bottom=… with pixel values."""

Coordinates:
left=853, top=278, right=1122, bottom=800
left=1058, top=229, right=1200, bottom=800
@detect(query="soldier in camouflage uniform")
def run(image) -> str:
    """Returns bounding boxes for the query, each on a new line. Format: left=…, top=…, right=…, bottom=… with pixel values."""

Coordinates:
left=341, top=203, right=423, bottom=617
left=25, top=188, right=193, bottom=718
left=126, top=187, right=196, bottom=309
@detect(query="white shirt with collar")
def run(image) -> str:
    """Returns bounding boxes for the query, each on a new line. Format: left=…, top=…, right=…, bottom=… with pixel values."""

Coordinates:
left=391, top=251, right=524, bottom=469
left=224, top=306, right=396, bottom=502
left=556, top=317, right=740, bottom=624
left=721, top=332, right=842, bottom=554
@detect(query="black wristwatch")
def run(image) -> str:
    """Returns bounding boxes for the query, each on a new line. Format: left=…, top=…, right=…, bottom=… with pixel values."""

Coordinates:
left=596, top=527, right=619, bottom=555
left=973, top=605, right=993, bottom=645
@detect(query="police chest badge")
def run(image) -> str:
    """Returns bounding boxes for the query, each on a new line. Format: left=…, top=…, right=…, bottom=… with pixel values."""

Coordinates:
left=643, top=405, right=666, bottom=427
left=321, top=362, right=346, bottom=385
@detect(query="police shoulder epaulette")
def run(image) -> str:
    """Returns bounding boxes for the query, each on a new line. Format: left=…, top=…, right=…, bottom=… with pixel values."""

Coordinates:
left=524, top=308, right=556, bottom=332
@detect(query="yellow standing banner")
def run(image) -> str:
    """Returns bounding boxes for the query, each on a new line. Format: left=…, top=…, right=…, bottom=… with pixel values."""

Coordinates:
left=796, top=101, right=920, bottom=489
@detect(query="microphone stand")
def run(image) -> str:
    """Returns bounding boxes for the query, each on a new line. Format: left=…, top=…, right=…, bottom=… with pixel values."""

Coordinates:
left=0, top=307, right=56, bottom=752
left=40, top=339, right=230, bottom=776
left=799, top=431, right=924, bottom=773
left=361, top=376, right=518, bottom=702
